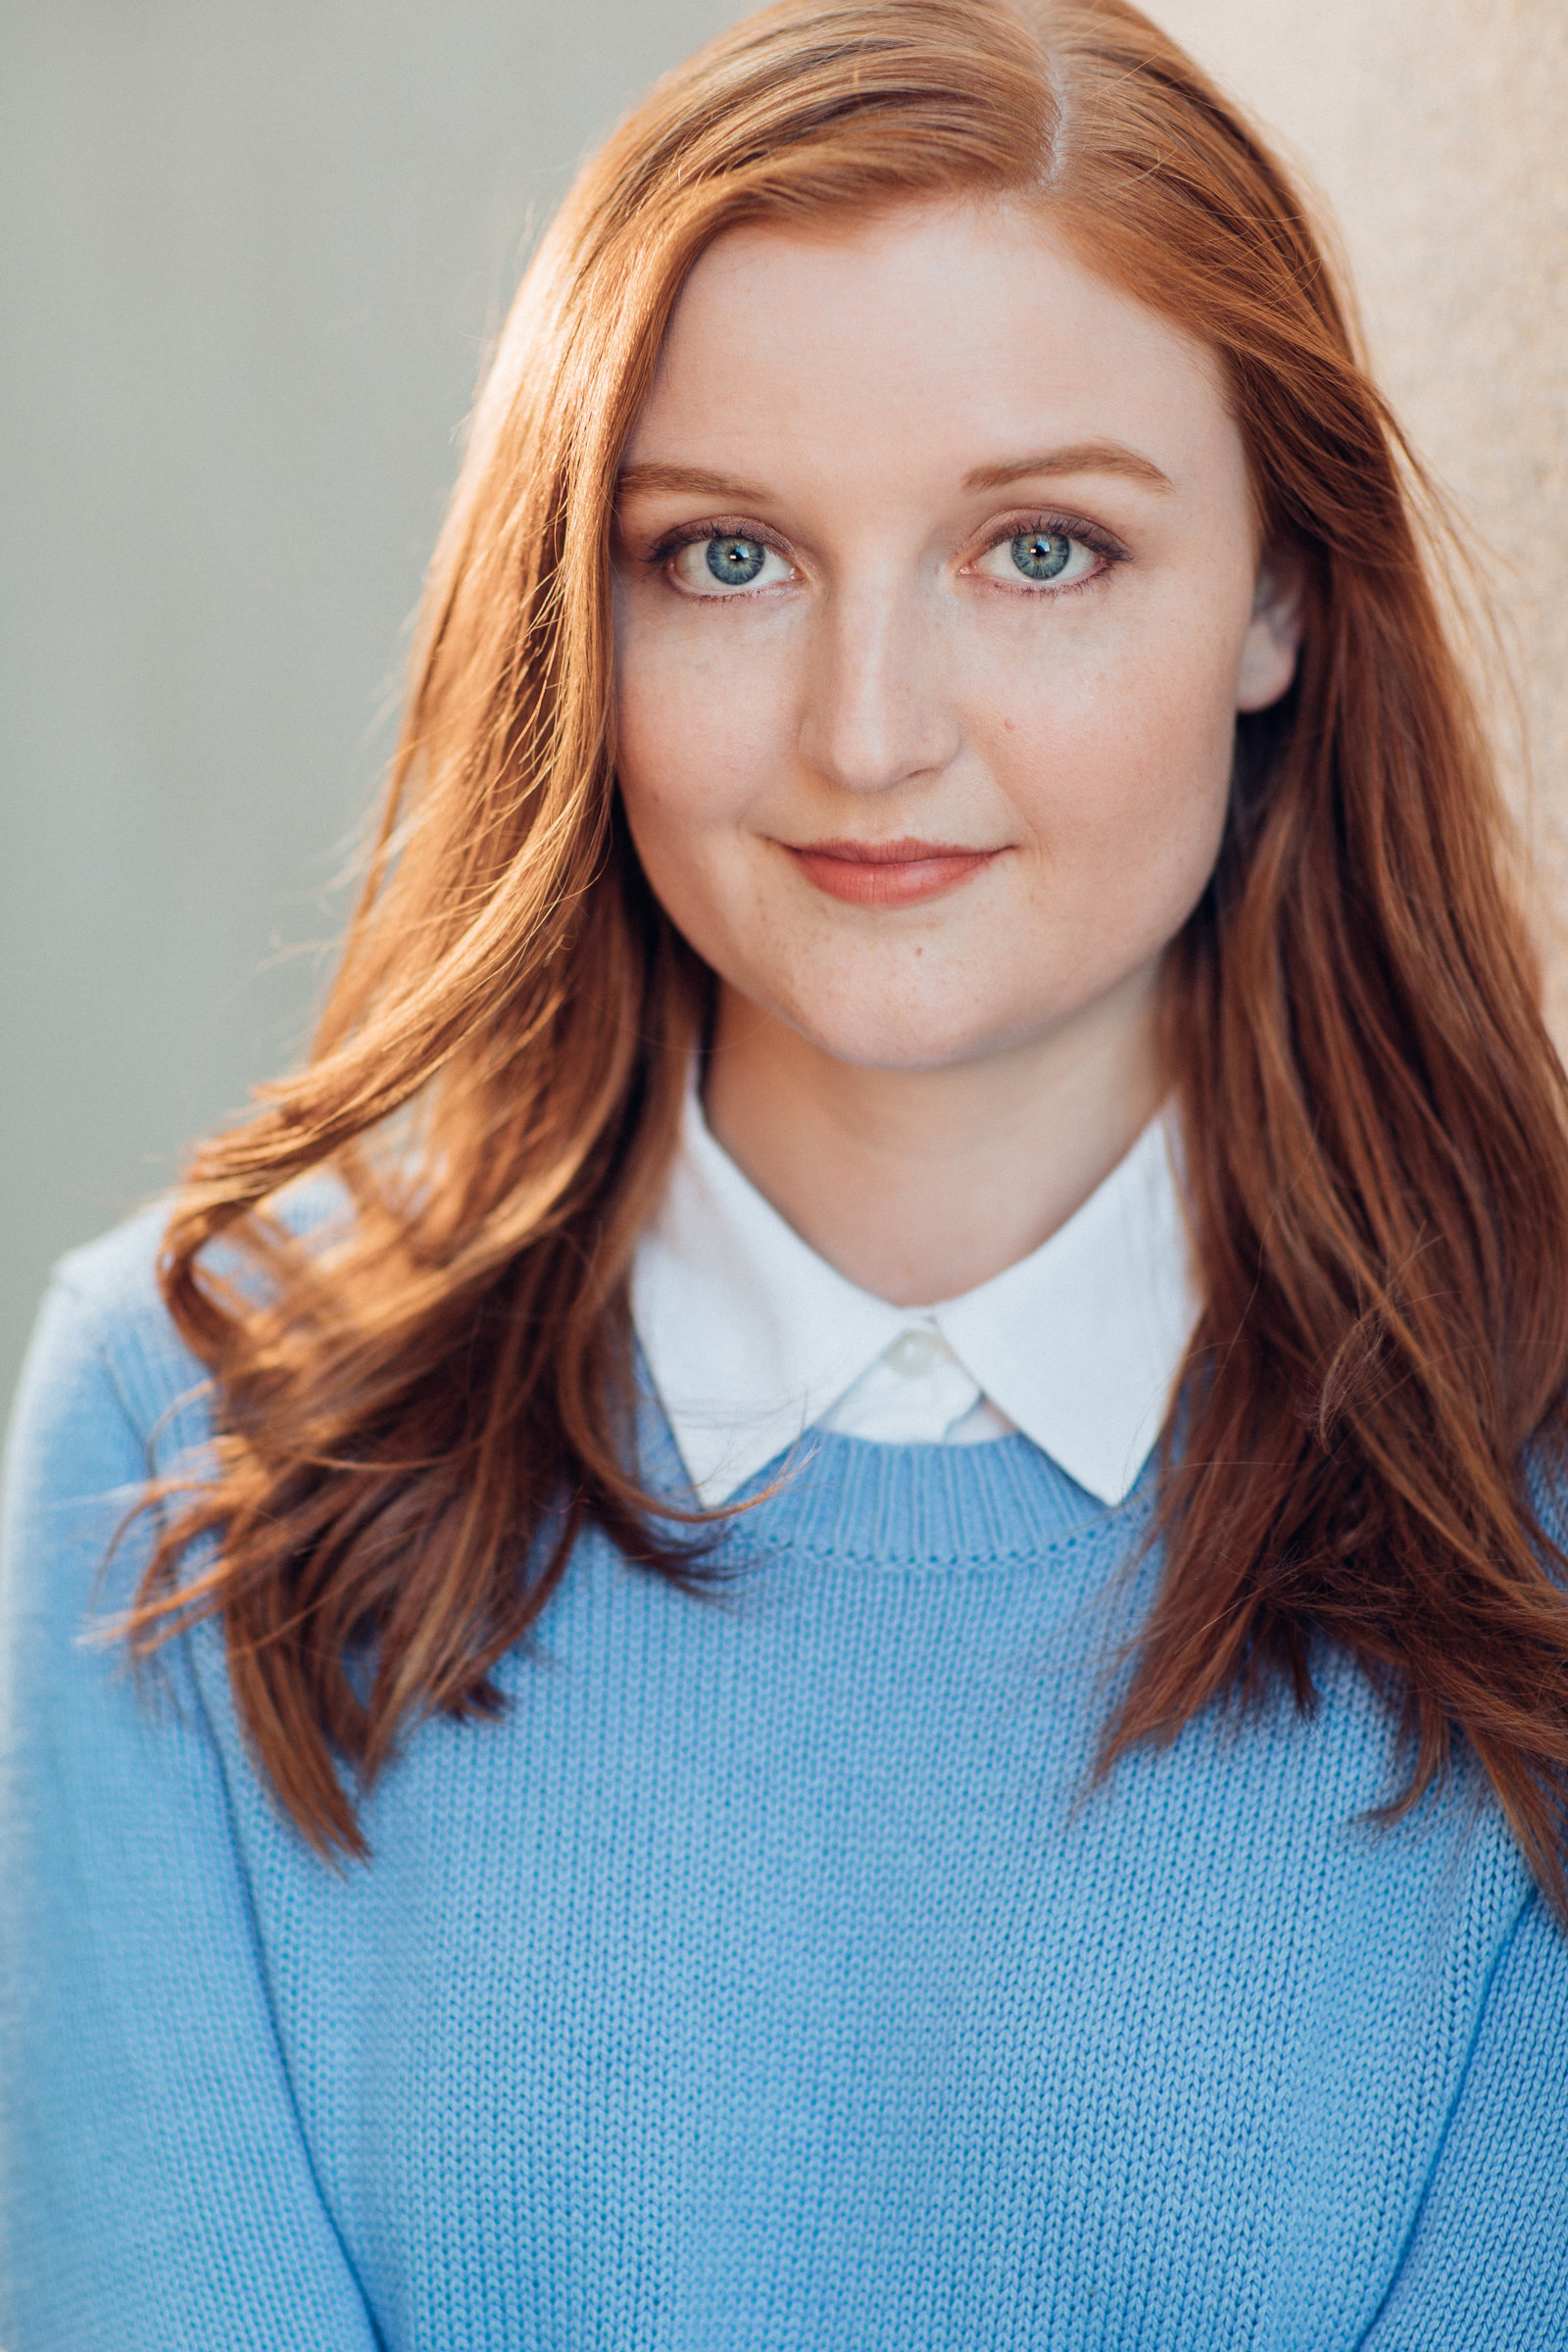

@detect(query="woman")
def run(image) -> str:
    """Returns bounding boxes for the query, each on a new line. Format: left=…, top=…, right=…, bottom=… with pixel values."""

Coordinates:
left=4, top=0, right=1566, bottom=2342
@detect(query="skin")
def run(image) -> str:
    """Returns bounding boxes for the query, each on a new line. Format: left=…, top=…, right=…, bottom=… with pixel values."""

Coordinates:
left=612, top=198, right=1301, bottom=1305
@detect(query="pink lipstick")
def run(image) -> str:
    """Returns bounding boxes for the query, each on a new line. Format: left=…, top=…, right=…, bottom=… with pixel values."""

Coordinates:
left=783, top=834, right=1002, bottom=908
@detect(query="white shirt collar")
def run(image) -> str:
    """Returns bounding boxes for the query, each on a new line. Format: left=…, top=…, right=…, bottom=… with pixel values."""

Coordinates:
left=630, top=1087, right=1199, bottom=1509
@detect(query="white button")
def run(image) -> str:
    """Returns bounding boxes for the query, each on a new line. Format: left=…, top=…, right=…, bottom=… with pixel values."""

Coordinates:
left=883, top=1328, right=940, bottom=1377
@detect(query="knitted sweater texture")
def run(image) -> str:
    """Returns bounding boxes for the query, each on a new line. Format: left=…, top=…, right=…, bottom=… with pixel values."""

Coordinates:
left=2, top=1209, right=1566, bottom=2349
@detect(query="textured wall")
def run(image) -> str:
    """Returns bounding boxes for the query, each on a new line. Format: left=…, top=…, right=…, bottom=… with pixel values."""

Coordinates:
left=3, top=0, right=1565, bottom=1401
left=1152, top=0, right=1568, bottom=989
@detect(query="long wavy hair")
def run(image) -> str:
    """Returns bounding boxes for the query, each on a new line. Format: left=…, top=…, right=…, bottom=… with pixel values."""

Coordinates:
left=128, top=0, right=1568, bottom=1892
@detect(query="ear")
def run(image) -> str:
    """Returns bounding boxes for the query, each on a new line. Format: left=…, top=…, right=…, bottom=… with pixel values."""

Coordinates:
left=1235, top=548, right=1305, bottom=713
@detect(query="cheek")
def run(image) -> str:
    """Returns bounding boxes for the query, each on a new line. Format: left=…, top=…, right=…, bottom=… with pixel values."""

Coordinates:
left=986, top=625, right=1237, bottom=929
left=613, top=604, right=790, bottom=850
left=612, top=642, right=772, bottom=971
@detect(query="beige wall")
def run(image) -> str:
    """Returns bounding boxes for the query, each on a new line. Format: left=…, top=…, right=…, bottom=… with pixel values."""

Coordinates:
left=1152, top=0, right=1568, bottom=1001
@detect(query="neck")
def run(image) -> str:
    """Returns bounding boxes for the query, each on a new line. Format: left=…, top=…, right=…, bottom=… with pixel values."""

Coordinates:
left=702, top=965, right=1163, bottom=1305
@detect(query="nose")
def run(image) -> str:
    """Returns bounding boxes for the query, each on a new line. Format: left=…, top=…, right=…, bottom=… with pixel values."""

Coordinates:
left=795, top=576, right=961, bottom=795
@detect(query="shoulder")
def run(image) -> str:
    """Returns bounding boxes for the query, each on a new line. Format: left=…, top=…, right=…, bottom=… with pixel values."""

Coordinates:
left=37, top=1201, right=206, bottom=1474
left=0, top=1200, right=206, bottom=1538
left=8, top=1174, right=352, bottom=1496
left=1, top=1203, right=197, bottom=1671
left=1, top=1176, right=353, bottom=1653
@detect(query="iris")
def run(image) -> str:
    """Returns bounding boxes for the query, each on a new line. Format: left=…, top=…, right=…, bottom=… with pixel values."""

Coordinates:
left=1010, top=530, right=1071, bottom=581
left=706, top=535, right=767, bottom=586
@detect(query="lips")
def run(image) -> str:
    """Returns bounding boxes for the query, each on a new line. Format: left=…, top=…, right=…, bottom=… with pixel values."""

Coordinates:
left=783, top=835, right=1002, bottom=908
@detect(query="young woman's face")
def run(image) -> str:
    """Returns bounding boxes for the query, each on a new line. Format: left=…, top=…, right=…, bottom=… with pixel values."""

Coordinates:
left=612, top=198, right=1298, bottom=1074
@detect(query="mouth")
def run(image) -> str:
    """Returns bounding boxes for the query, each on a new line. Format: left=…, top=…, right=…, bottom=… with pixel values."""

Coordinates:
left=781, top=834, right=1004, bottom=908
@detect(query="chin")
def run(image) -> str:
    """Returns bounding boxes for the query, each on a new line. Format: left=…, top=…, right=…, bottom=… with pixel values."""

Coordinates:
left=786, top=1000, right=1019, bottom=1073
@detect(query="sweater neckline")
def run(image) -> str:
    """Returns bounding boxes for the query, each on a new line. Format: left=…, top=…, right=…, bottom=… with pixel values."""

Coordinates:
left=637, top=1395, right=1157, bottom=1575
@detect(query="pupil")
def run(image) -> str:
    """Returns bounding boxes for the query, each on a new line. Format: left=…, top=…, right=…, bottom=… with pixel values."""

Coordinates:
left=1010, top=530, right=1070, bottom=581
left=707, top=536, right=766, bottom=585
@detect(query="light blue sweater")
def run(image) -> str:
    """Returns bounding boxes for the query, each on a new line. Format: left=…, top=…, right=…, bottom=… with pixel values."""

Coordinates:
left=2, top=1207, right=1566, bottom=2349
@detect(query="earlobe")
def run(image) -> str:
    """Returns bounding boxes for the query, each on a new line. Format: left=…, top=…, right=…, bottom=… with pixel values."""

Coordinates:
left=1235, top=549, right=1305, bottom=714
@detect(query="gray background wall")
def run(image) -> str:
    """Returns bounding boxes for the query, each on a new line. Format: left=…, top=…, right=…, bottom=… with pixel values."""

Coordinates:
left=4, top=0, right=1566, bottom=1408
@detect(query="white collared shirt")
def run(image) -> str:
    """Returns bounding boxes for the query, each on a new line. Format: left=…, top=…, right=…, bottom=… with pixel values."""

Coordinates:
left=631, top=1089, right=1200, bottom=1508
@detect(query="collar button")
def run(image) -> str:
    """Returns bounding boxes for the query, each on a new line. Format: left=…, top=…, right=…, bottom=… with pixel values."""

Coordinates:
left=883, top=1328, right=940, bottom=1378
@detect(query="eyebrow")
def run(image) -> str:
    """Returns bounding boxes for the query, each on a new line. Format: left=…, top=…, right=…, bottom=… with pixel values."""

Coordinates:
left=614, top=440, right=1174, bottom=507
left=963, top=443, right=1173, bottom=494
left=615, top=462, right=771, bottom=504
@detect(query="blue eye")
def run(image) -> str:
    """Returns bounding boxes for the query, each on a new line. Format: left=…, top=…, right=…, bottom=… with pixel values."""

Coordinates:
left=706, top=535, right=767, bottom=586
left=1009, top=530, right=1071, bottom=581
left=669, top=533, right=794, bottom=595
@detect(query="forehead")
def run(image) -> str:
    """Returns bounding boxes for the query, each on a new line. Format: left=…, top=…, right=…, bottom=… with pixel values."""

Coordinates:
left=625, top=197, right=1240, bottom=499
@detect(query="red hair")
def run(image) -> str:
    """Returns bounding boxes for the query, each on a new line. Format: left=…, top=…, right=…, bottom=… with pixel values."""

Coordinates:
left=127, top=0, right=1568, bottom=1898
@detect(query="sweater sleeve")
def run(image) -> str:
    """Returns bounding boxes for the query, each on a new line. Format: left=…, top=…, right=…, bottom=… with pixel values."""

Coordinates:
left=0, top=1269, right=382, bottom=2352
left=1357, top=1887, right=1568, bottom=2349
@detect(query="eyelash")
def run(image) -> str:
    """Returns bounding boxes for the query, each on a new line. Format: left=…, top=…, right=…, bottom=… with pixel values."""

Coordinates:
left=645, top=517, right=791, bottom=575
left=975, top=511, right=1128, bottom=595
left=644, top=509, right=1129, bottom=595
